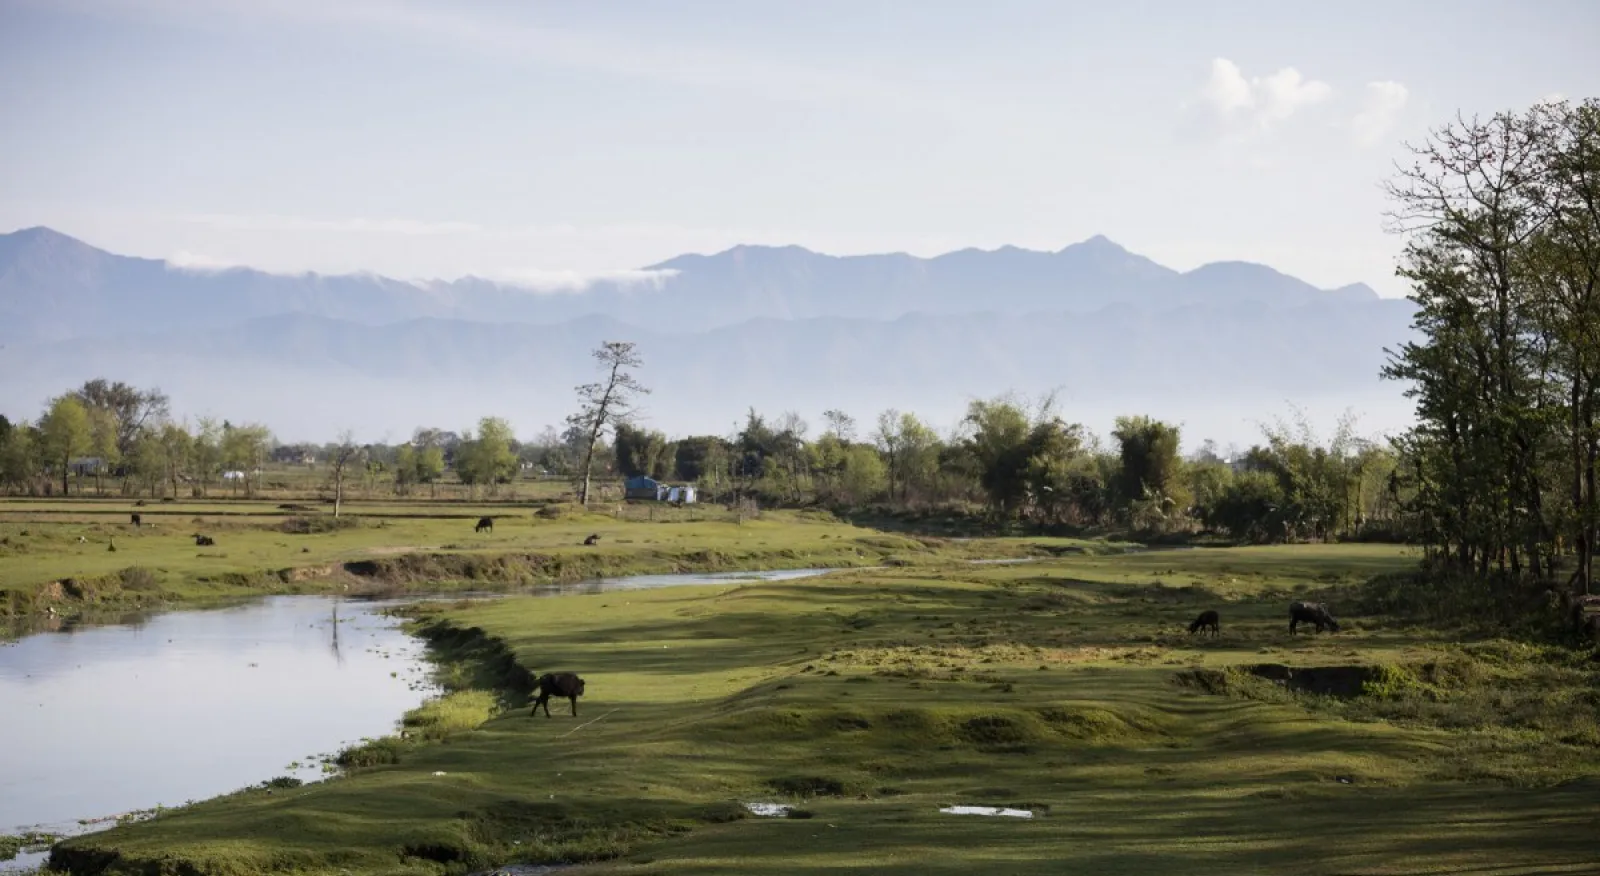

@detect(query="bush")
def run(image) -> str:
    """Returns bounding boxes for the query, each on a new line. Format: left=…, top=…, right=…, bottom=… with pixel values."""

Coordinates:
left=280, top=515, right=364, bottom=535
left=117, top=566, right=159, bottom=591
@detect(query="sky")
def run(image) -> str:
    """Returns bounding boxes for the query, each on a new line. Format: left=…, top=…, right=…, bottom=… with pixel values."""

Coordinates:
left=1, top=0, right=1596, bottom=296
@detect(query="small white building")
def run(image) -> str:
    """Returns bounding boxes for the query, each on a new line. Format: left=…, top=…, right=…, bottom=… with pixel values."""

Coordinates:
left=663, top=485, right=697, bottom=504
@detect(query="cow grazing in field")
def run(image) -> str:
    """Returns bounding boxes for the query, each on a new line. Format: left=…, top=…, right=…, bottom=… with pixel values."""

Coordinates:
left=134, top=500, right=147, bottom=507
left=130, top=512, right=142, bottom=527
left=1289, top=601, right=1340, bottom=635
left=583, top=533, right=600, bottom=546
left=475, top=516, right=494, bottom=534
left=530, top=672, right=586, bottom=718
left=1188, top=609, right=1220, bottom=637
left=194, top=534, right=215, bottom=547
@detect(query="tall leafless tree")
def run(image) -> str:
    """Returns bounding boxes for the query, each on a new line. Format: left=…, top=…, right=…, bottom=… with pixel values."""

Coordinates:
left=567, top=341, right=649, bottom=505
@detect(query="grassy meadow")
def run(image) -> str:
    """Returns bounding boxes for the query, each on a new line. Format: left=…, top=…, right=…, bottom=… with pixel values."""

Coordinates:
left=42, top=539, right=1600, bottom=875
left=1, top=494, right=1090, bottom=619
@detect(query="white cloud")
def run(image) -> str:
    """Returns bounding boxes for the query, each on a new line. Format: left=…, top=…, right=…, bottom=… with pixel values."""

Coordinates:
left=164, top=250, right=243, bottom=272
left=1199, top=58, right=1333, bottom=133
left=462, top=268, right=680, bottom=295
left=1350, top=80, right=1409, bottom=147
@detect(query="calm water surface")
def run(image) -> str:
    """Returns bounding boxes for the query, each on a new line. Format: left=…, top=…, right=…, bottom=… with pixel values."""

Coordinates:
left=0, top=596, right=439, bottom=856
left=0, top=567, right=846, bottom=867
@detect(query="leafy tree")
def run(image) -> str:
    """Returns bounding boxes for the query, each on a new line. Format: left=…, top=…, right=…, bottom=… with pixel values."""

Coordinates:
left=222, top=423, right=273, bottom=498
left=71, top=379, right=170, bottom=461
left=39, top=396, right=91, bottom=495
left=458, top=417, right=519, bottom=493
left=1111, top=415, right=1185, bottom=527
left=157, top=423, right=193, bottom=499
left=568, top=341, right=648, bottom=505
left=86, top=405, right=120, bottom=495
left=0, top=423, right=40, bottom=494
left=394, top=444, right=418, bottom=495
left=191, top=418, right=223, bottom=497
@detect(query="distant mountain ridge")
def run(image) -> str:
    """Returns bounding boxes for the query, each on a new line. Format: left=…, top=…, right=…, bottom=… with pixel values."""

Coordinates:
left=0, top=226, right=1382, bottom=343
left=0, top=225, right=1415, bottom=446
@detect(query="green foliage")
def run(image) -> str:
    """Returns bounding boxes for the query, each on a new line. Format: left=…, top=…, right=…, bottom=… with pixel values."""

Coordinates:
left=456, top=417, right=519, bottom=491
left=1383, top=98, right=1600, bottom=597
left=39, top=394, right=91, bottom=494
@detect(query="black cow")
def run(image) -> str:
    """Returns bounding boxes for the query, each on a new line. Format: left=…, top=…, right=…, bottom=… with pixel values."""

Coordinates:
left=130, top=512, right=142, bottom=527
left=583, top=533, right=600, bottom=546
left=1289, top=601, right=1340, bottom=635
left=194, top=534, right=215, bottom=547
left=1188, top=609, right=1220, bottom=637
left=530, top=672, right=586, bottom=718
left=475, top=516, right=493, bottom=534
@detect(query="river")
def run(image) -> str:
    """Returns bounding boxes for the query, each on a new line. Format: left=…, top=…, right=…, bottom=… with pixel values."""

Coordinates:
left=0, top=567, right=840, bottom=870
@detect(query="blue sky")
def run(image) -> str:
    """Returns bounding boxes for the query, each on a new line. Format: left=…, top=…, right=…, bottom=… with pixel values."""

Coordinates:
left=1, top=0, right=1595, bottom=295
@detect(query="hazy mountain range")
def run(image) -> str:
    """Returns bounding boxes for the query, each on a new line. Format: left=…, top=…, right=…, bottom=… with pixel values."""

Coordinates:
left=0, top=226, right=1419, bottom=447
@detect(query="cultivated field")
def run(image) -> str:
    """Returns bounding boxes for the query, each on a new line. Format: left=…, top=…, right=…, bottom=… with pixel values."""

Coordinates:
left=41, top=538, right=1600, bottom=875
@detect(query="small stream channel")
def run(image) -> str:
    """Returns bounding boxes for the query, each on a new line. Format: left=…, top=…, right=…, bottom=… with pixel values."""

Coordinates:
left=0, top=566, right=845, bottom=870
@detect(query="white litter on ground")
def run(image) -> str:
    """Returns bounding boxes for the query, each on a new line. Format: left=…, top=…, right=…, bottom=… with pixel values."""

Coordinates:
left=744, top=802, right=793, bottom=817
left=939, top=805, right=1034, bottom=819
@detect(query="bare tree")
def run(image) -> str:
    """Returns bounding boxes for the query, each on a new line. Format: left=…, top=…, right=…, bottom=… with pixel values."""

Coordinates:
left=329, top=431, right=362, bottom=518
left=567, top=341, right=649, bottom=505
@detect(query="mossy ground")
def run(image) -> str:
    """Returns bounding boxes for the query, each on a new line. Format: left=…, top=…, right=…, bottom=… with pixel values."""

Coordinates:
left=44, top=540, right=1600, bottom=874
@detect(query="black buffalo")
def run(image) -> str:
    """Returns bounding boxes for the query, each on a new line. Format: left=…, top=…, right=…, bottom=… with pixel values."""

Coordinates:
left=475, top=516, right=494, bottom=534
left=583, top=533, right=600, bottom=546
left=1289, top=601, right=1340, bottom=635
left=1188, top=609, right=1220, bottom=636
left=530, top=672, right=586, bottom=718
left=130, top=512, right=142, bottom=527
left=194, top=534, right=215, bottom=547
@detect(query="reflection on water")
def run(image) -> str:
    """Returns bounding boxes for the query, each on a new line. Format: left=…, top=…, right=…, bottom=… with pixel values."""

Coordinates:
left=0, top=596, right=439, bottom=853
left=0, top=565, right=847, bottom=867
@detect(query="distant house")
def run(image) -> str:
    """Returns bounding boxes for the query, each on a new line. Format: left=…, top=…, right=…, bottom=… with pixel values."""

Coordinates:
left=624, top=476, right=697, bottom=504
left=68, top=457, right=104, bottom=477
left=271, top=445, right=316, bottom=465
left=624, top=475, right=663, bottom=500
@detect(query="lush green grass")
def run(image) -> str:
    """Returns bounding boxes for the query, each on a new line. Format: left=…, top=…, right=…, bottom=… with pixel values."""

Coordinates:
left=48, top=542, right=1600, bottom=874
left=0, top=498, right=1114, bottom=618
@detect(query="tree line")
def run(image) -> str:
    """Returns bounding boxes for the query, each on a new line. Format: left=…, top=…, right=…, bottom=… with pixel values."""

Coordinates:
left=0, top=366, right=1408, bottom=545
left=1383, top=97, right=1600, bottom=596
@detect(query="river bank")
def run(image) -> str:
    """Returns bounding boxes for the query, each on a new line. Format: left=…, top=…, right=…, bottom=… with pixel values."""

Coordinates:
left=2, top=508, right=1118, bottom=623
left=46, top=543, right=1600, bottom=876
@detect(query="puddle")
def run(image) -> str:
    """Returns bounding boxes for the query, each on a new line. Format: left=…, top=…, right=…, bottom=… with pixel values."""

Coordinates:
left=967, top=558, right=1038, bottom=565
left=939, top=805, right=1035, bottom=819
left=526, top=567, right=841, bottom=596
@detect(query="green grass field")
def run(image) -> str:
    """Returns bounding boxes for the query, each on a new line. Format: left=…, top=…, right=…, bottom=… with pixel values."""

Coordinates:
left=0, top=497, right=1115, bottom=620
left=44, top=540, right=1600, bottom=875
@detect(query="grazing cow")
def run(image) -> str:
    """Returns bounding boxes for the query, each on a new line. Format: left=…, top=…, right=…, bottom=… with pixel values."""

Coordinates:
left=134, top=499, right=147, bottom=507
left=583, top=533, right=600, bottom=546
left=194, top=534, right=216, bottom=547
left=130, top=512, right=142, bottom=527
left=1188, top=609, right=1220, bottom=637
left=475, top=516, right=494, bottom=534
left=1289, top=601, right=1340, bottom=635
left=530, top=672, right=586, bottom=718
